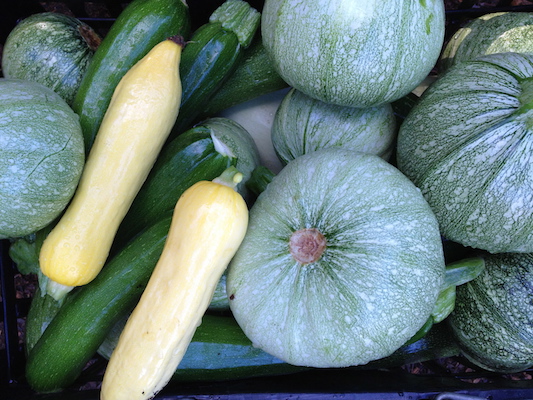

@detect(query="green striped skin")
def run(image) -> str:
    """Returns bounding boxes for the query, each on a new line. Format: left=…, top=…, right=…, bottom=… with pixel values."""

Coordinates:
left=261, top=0, right=445, bottom=108
left=271, top=88, right=397, bottom=165
left=0, top=79, right=85, bottom=239
left=396, top=52, right=533, bottom=254
left=71, top=0, right=191, bottom=152
left=449, top=253, right=533, bottom=373
left=440, top=12, right=533, bottom=72
left=2, top=13, right=100, bottom=105
left=227, top=147, right=445, bottom=368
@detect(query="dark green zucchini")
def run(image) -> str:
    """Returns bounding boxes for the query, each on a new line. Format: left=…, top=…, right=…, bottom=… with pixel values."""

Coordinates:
left=199, top=35, right=289, bottom=118
left=25, top=217, right=172, bottom=393
left=97, top=312, right=459, bottom=381
left=71, top=0, right=191, bottom=152
left=111, top=125, right=234, bottom=252
left=169, top=0, right=260, bottom=138
left=111, top=117, right=260, bottom=253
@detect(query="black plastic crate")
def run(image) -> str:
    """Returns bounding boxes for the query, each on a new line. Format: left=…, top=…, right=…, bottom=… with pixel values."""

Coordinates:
left=2, top=1, right=533, bottom=399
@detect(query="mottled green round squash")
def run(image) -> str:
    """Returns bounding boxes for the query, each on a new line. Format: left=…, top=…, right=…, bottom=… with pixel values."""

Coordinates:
left=448, top=253, right=533, bottom=373
left=396, top=52, right=533, bottom=254
left=0, top=79, right=85, bottom=239
left=2, top=12, right=100, bottom=105
left=271, top=88, right=397, bottom=164
left=226, top=147, right=445, bottom=368
left=440, top=12, right=533, bottom=72
left=261, top=0, right=445, bottom=107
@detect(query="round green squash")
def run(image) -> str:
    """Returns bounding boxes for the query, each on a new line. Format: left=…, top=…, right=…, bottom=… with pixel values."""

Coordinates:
left=261, top=0, right=445, bottom=108
left=0, top=79, right=85, bottom=239
left=271, top=88, right=397, bottom=165
left=226, top=147, right=445, bottom=368
left=448, top=252, right=533, bottom=373
left=396, top=52, right=533, bottom=254
left=2, top=12, right=100, bottom=105
left=440, top=12, right=533, bottom=72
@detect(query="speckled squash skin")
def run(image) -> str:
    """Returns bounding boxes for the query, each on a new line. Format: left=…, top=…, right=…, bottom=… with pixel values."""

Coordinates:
left=271, top=88, right=397, bottom=165
left=226, top=147, right=445, bottom=368
left=440, top=12, right=533, bottom=72
left=0, top=79, right=85, bottom=239
left=2, top=12, right=100, bottom=105
left=261, top=0, right=445, bottom=108
left=448, top=253, right=533, bottom=373
left=396, top=52, right=533, bottom=253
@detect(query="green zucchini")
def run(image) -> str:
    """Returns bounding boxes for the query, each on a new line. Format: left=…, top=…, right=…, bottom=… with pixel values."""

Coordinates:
left=112, top=117, right=259, bottom=253
left=111, top=125, right=234, bottom=252
left=25, top=217, right=172, bottom=393
left=97, top=312, right=459, bottom=382
left=199, top=35, right=289, bottom=118
left=169, top=0, right=260, bottom=138
left=71, top=0, right=191, bottom=152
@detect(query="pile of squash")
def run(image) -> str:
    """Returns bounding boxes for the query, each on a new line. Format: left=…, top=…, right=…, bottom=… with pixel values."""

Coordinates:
left=1, top=0, right=533, bottom=398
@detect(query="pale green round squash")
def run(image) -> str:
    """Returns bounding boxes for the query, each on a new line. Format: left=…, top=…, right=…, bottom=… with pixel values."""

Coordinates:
left=261, top=0, right=445, bottom=108
left=396, top=52, right=533, bottom=254
left=2, top=12, right=100, bottom=105
left=226, top=147, right=445, bottom=368
left=440, top=12, right=533, bottom=72
left=0, top=79, right=85, bottom=239
left=271, top=88, right=397, bottom=165
left=448, top=253, right=533, bottom=373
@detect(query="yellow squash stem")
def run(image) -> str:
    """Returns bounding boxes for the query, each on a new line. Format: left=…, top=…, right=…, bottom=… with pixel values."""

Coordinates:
left=100, top=167, right=248, bottom=400
left=39, top=35, right=185, bottom=299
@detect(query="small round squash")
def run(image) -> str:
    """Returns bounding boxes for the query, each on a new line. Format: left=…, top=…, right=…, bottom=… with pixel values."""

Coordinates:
left=2, top=12, right=100, bottom=105
left=261, top=0, right=445, bottom=107
left=396, top=52, right=533, bottom=254
left=271, top=88, right=397, bottom=165
left=440, top=12, right=533, bottom=72
left=448, top=253, right=533, bottom=373
left=0, top=79, right=85, bottom=239
left=226, top=147, right=445, bottom=368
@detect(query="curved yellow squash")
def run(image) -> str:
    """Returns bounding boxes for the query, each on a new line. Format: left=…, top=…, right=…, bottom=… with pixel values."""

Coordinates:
left=100, top=168, right=248, bottom=400
left=39, top=36, right=185, bottom=296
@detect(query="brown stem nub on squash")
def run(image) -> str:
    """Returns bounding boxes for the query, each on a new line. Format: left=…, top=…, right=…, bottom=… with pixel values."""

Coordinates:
left=289, top=228, right=326, bottom=264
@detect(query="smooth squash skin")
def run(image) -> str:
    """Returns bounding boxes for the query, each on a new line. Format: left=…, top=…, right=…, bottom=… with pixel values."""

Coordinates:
left=261, top=0, right=445, bottom=107
left=227, top=147, right=445, bottom=368
left=448, top=253, right=533, bottom=373
left=100, top=168, right=248, bottom=400
left=396, top=52, right=533, bottom=254
left=39, top=37, right=185, bottom=297
left=71, top=0, right=190, bottom=151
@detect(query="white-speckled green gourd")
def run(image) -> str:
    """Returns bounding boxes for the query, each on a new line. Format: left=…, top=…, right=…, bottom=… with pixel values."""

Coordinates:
left=227, top=147, right=445, bottom=368
left=396, top=52, right=533, bottom=253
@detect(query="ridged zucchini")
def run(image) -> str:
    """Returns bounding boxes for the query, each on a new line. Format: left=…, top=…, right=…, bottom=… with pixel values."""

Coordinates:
left=26, top=217, right=172, bottom=393
left=71, top=0, right=191, bottom=151
left=39, top=36, right=185, bottom=299
left=100, top=167, right=249, bottom=400
left=169, top=0, right=260, bottom=138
